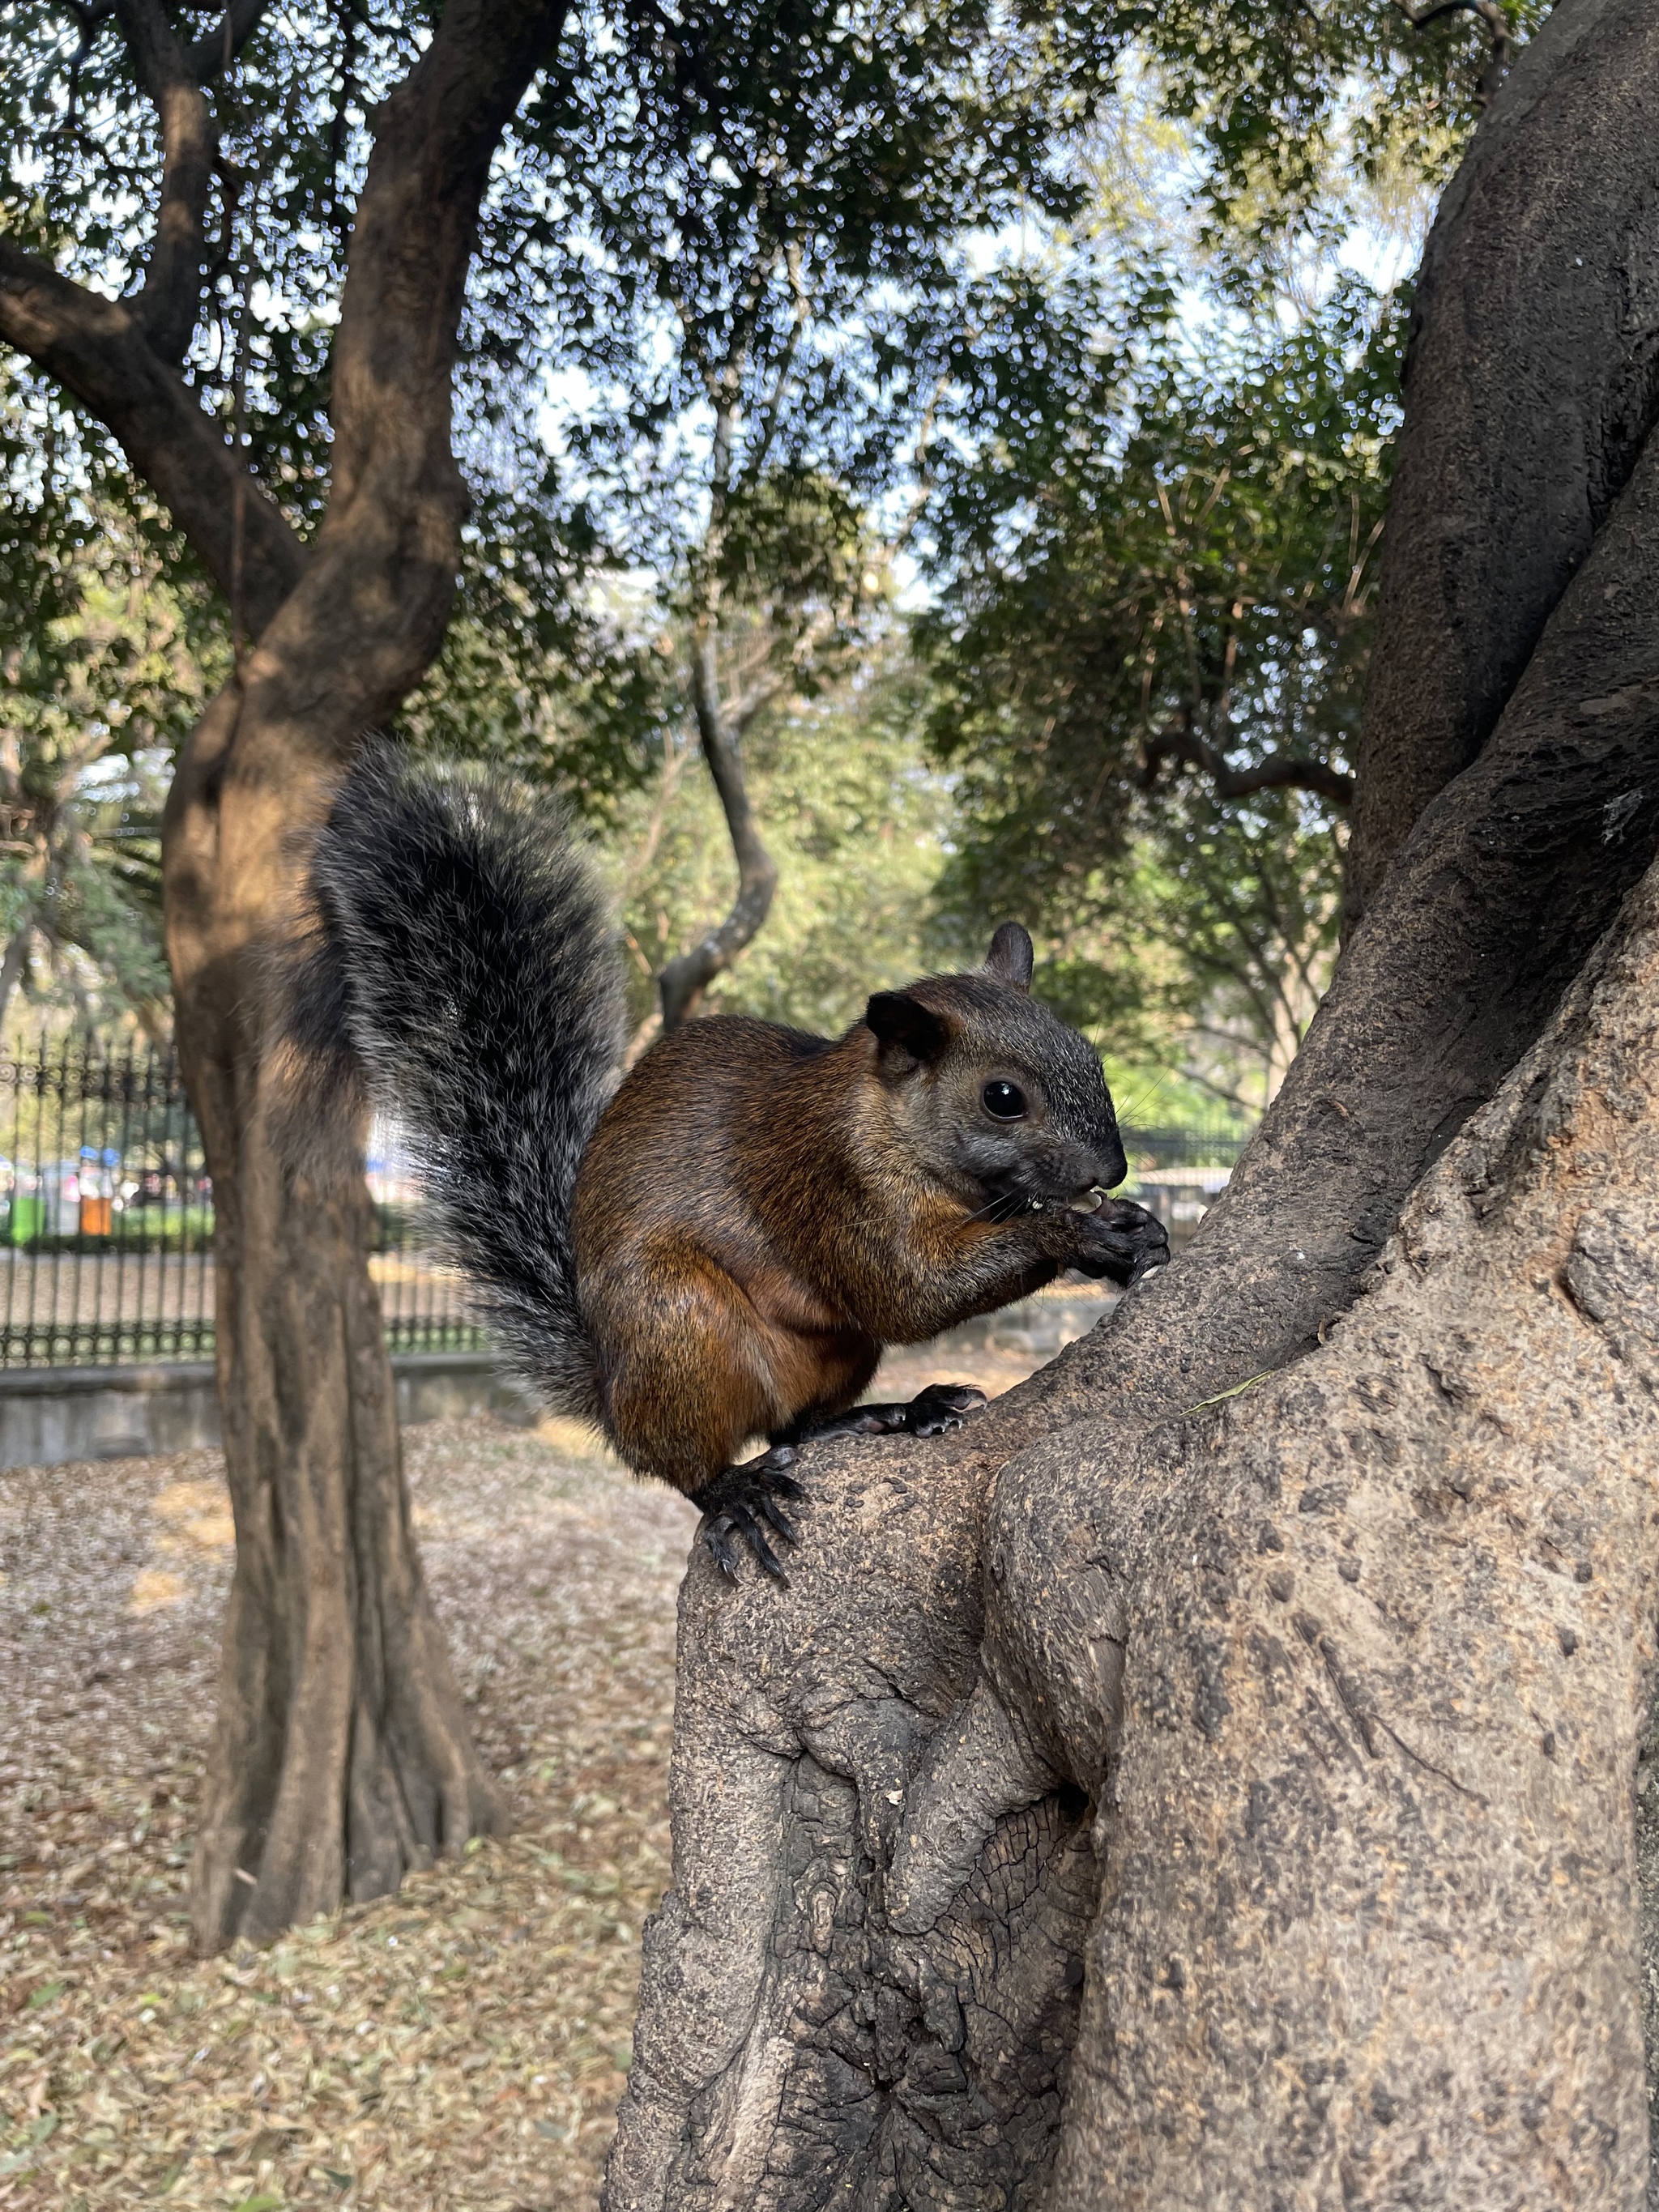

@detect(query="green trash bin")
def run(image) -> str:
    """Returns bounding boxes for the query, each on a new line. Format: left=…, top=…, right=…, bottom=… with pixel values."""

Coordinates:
left=8, top=1196, right=45, bottom=1244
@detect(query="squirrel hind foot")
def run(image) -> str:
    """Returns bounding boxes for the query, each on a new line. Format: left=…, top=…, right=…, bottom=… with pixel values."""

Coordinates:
left=780, top=1381, right=987, bottom=1448
left=901, top=1381, right=987, bottom=1435
left=693, top=1445, right=804, bottom=1584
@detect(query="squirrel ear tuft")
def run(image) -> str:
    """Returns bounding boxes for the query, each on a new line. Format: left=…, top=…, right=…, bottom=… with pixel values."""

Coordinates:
left=866, top=991, right=949, bottom=1065
left=985, top=921, right=1034, bottom=991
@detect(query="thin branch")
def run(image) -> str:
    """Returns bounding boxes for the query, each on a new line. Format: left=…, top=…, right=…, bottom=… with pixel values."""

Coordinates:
left=63, top=2, right=117, bottom=131
left=111, top=0, right=224, bottom=363
left=1392, top=0, right=1514, bottom=109
left=1139, top=717, right=1355, bottom=808
left=185, top=0, right=273, bottom=83
left=723, top=599, right=840, bottom=735
left=0, top=237, right=305, bottom=630
left=890, top=360, right=957, bottom=559
left=1343, top=514, right=1388, bottom=618
left=656, top=221, right=813, bottom=1026
left=325, top=0, right=360, bottom=249
left=104, top=0, right=275, bottom=364
left=724, top=666, right=788, bottom=734
left=741, top=241, right=808, bottom=488
left=626, top=744, right=689, bottom=895
left=657, top=624, right=779, bottom=1029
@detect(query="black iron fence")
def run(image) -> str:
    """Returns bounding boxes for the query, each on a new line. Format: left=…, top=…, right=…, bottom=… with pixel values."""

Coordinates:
left=1118, top=1121, right=1247, bottom=1248
left=0, top=1034, right=483, bottom=1368
left=1120, top=1123, right=1247, bottom=1170
left=0, top=1032, right=1252, bottom=1367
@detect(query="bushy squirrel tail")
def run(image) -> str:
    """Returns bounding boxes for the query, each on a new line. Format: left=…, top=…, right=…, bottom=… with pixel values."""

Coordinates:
left=284, top=740, right=625, bottom=1421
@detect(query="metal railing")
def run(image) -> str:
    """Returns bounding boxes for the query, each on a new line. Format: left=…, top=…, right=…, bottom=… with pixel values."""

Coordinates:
left=0, top=1031, right=1253, bottom=1367
left=0, top=1034, right=483, bottom=1368
left=1120, top=1122, right=1248, bottom=1171
left=1120, top=1120, right=1249, bottom=1246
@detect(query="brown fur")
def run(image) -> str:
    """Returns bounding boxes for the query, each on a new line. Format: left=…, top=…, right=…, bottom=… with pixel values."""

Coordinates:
left=298, top=749, right=1160, bottom=1518
left=572, top=982, right=1131, bottom=1492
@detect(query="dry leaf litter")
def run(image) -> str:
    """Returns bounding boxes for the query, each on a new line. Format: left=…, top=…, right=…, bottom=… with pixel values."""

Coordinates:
left=0, top=1330, right=1062, bottom=2211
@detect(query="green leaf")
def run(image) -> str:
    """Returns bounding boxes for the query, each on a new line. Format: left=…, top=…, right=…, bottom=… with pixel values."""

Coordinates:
left=26, top=1981, right=65, bottom=2010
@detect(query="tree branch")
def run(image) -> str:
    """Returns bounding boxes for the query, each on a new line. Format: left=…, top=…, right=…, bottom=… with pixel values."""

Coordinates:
left=112, top=0, right=220, bottom=364
left=1392, top=0, right=1514, bottom=108
left=1139, top=718, right=1355, bottom=808
left=0, top=238, right=305, bottom=632
left=612, top=270, right=1659, bottom=2206
left=723, top=666, right=788, bottom=733
left=185, top=0, right=273, bottom=83
left=657, top=624, right=779, bottom=1029
left=63, top=2, right=117, bottom=128
left=740, top=240, right=808, bottom=488
left=167, top=0, right=578, bottom=954
left=1350, top=0, right=1658, bottom=919
left=325, top=0, right=571, bottom=516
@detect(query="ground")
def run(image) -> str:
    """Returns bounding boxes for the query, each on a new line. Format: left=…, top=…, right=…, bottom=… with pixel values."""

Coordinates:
left=0, top=1329, right=1060, bottom=2212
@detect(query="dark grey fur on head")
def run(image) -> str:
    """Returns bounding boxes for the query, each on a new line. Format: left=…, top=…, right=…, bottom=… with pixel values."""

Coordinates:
left=914, top=970, right=1122, bottom=1161
left=297, top=739, right=624, bottom=1420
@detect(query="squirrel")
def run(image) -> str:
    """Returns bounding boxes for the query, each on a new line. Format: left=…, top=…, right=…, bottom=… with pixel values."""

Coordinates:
left=284, top=742, right=1170, bottom=1579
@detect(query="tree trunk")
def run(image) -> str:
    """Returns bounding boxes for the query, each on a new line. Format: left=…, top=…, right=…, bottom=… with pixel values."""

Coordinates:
left=606, top=4, right=1659, bottom=2200
left=157, top=0, right=569, bottom=1950
left=1348, top=0, right=1659, bottom=920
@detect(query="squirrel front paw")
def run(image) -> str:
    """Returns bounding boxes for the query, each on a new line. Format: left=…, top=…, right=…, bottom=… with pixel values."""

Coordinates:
left=1068, top=1196, right=1171, bottom=1286
left=692, top=1445, right=805, bottom=1584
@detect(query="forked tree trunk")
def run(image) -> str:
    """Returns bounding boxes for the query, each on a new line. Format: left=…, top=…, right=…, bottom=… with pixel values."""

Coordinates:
left=606, top=4, right=1659, bottom=2201
left=156, top=0, right=569, bottom=1950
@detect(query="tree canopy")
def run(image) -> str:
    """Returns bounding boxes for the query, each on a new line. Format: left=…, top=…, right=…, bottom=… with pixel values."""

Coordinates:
left=0, top=0, right=1546, bottom=1094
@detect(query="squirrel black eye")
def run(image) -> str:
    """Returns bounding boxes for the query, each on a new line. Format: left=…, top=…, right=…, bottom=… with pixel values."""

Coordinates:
left=982, top=1080, right=1027, bottom=1120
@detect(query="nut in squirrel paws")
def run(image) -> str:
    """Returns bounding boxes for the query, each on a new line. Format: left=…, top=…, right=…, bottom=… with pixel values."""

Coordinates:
left=1071, top=1196, right=1171, bottom=1286
left=693, top=1444, right=805, bottom=1584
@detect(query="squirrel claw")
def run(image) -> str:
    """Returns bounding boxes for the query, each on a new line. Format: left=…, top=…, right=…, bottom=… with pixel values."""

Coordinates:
left=902, top=1381, right=987, bottom=1436
left=782, top=1382, right=987, bottom=1449
left=693, top=1446, right=803, bottom=1584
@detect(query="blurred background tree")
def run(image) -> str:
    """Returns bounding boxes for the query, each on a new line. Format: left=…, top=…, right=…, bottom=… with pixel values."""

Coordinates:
left=918, top=274, right=1403, bottom=1111
left=0, top=380, right=224, bottom=1042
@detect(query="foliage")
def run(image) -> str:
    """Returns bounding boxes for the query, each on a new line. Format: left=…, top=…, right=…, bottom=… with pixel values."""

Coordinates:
left=521, top=2, right=1120, bottom=550
left=0, top=0, right=1541, bottom=1051
left=1011, top=790, right=1346, bottom=1115
left=0, top=377, right=224, bottom=1034
left=924, top=276, right=1402, bottom=838
left=1106, top=0, right=1553, bottom=285
left=919, top=274, right=1401, bottom=1103
left=601, top=642, right=953, bottom=1041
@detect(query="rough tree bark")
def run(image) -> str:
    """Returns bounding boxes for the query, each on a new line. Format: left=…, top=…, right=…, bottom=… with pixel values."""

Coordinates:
left=2, top=0, right=569, bottom=1944
left=606, top=4, right=1659, bottom=2202
left=164, top=0, right=572, bottom=1950
left=1350, top=0, right=1659, bottom=918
